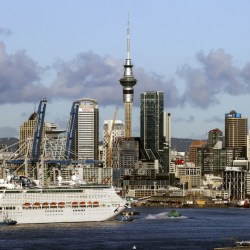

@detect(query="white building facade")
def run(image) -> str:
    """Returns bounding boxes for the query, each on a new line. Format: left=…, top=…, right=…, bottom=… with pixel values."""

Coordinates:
left=77, top=98, right=99, bottom=160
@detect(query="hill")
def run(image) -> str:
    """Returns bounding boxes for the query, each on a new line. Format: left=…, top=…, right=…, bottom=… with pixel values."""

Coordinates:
left=0, top=137, right=19, bottom=151
left=171, top=138, right=193, bottom=152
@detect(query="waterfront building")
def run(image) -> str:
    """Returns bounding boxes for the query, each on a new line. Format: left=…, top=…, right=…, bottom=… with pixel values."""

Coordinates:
left=75, top=98, right=99, bottom=160
left=140, top=91, right=169, bottom=174
left=102, top=120, right=125, bottom=167
left=176, top=163, right=201, bottom=188
left=197, top=147, right=238, bottom=174
left=119, top=18, right=137, bottom=138
left=225, top=110, right=248, bottom=159
left=222, top=166, right=247, bottom=200
left=202, top=174, right=223, bottom=189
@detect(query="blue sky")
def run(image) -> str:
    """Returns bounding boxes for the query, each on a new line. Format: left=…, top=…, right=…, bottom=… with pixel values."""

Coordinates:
left=0, top=0, right=250, bottom=139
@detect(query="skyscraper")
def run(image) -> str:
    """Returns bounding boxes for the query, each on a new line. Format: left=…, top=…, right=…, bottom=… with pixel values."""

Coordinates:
left=76, top=98, right=99, bottom=160
left=103, top=120, right=125, bottom=168
left=140, top=91, right=169, bottom=173
left=119, top=17, right=137, bottom=138
left=225, top=110, right=248, bottom=158
left=208, top=128, right=223, bottom=148
left=164, top=112, right=171, bottom=148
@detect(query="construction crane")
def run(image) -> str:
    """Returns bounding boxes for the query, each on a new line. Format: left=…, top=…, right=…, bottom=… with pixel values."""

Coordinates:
left=65, top=101, right=80, bottom=160
left=30, top=98, right=47, bottom=164
left=106, top=106, right=118, bottom=167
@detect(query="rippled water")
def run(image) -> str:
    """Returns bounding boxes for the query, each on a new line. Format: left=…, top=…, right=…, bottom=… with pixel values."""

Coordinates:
left=1, top=207, right=250, bottom=250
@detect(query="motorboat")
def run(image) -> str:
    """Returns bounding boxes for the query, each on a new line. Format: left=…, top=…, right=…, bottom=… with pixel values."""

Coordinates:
left=168, top=210, right=182, bottom=218
left=0, top=218, right=17, bottom=225
left=117, top=215, right=134, bottom=222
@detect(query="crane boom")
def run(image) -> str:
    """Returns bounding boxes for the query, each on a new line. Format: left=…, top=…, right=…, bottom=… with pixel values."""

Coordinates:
left=31, top=98, right=47, bottom=164
left=65, top=101, right=80, bottom=160
left=107, top=106, right=118, bottom=167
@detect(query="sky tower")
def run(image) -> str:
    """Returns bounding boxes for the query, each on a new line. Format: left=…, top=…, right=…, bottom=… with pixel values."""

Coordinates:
left=119, top=16, right=137, bottom=138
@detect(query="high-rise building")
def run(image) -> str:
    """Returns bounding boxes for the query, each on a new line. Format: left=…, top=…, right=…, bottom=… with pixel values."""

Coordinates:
left=140, top=91, right=169, bottom=173
left=116, top=137, right=140, bottom=169
left=19, top=112, right=38, bottom=155
left=188, top=140, right=207, bottom=166
left=208, top=128, right=223, bottom=148
left=76, top=98, right=99, bottom=160
left=225, top=110, right=248, bottom=158
left=103, top=120, right=125, bottom=167
left=119, top=18, right=137, bottom=138
left=164, top=112, right=171, bottom=148
left=247, top=130, right=250, bottom=160
left=197, top=147, right=238, bottom=174
left=20, top=112, right=65, bottom=161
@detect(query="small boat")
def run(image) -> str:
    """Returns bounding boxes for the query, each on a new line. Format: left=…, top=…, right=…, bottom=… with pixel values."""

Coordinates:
left=50, top=202, right=57, bottom=208
left=22, top=203, right=31, bottom=209
left=72, top=202, right=79, bottom=207
left=168, top=210, right=182, bottom=218
left=0, top=218, right=17, bottom=225
left=93, top=201, right=99, bottom=207
left=117, top=215, right=134, bottom=222
left=235, top=241, right=250, bottom=247
left=33, top=202, right=41, bottom=208
left=42, top=202, right=49, bottom=208
left=58, top=202, right=65, bottom=208
left=237, top=199, right=250, bottom=208
left=79, top=202, right=86, bottom=207
left=121, top=210, right=140, bottom=216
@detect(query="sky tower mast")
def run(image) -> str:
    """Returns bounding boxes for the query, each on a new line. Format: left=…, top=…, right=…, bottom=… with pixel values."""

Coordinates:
left=119, top=14, right=137, bottom=138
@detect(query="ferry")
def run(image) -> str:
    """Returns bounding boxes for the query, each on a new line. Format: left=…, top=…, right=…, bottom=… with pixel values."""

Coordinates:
left=0, top=176, right=127, bottom=224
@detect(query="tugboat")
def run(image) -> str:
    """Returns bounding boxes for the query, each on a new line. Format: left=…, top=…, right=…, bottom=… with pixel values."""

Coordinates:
left=168, top=210, right=182, bottom=218
left=0, top=217, right=17, bottom=225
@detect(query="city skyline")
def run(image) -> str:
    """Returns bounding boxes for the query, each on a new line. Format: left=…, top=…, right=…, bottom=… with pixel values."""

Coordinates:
left=0, top=0, right=250, bottom=139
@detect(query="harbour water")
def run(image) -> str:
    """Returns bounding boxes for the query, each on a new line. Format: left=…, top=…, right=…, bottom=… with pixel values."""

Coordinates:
left=1, top=207, right=250, bottom=250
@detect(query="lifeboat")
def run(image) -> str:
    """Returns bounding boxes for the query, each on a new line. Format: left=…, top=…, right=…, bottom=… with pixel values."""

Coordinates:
left=33, top=202, right=41, bottom=208
left=87, top=201, right=92, bottom=207
left=58, top=202, right=65, bottom=208
left=93, top=201, right=99, bottom=207
left=22, top=203, right=31, bottom=209
left=50, top=202, right=57, bottom=208
left=79, top=202, right=86, bottom=207
left=42, top=202, right=49, bottom=208
left=72, top=202, right=78, bottom=208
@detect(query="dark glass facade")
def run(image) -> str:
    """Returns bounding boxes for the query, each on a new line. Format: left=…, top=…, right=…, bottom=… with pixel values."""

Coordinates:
left=140, top=91, right=169, bottom=173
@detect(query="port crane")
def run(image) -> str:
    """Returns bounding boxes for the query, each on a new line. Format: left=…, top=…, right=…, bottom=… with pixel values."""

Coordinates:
left=2, top=99, right=101, bottom=180
left=65, top=101, right=80, bottom=160
left=31, top=98, right=47, bottom=164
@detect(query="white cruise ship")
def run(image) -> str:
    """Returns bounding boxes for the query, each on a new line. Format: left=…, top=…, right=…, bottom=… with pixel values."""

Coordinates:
left=0, top=177, right=127, bottom=224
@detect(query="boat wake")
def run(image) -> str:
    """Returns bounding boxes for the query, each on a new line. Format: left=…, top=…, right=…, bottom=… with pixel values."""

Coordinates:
left=145, top=212, right=188, bottom=220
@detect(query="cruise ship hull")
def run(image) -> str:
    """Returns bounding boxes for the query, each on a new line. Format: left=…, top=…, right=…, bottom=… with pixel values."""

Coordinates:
left=0, top=185, right=127, bottom=224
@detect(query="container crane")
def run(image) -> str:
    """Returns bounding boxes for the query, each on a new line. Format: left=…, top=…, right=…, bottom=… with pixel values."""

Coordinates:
left=65, top=101, right=80, bottom=160
left=31, top=98, right=47, bottom=164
